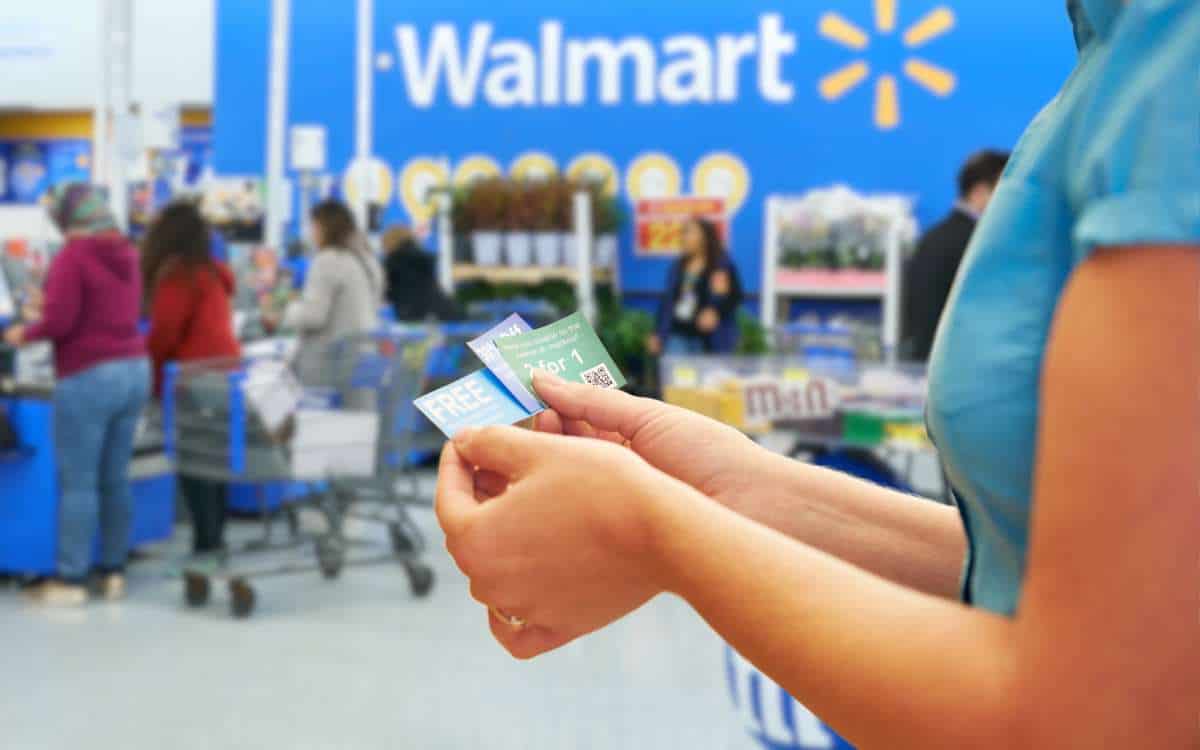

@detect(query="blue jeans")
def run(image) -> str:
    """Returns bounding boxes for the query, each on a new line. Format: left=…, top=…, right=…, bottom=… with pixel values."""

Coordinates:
left=54, top=357, right=151, bottom=582
left=664, top=334, right=707, bottom=355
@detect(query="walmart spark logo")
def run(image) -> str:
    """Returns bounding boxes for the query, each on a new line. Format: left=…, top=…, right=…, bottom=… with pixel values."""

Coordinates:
left=818, top=0, right=957, bottom=130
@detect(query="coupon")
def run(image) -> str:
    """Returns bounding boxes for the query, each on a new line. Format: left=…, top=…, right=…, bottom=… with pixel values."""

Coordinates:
left=466, top=313, right=541, bottom=413
left=494, top=311, right=626, bottom=400
left=413, top=368, right=535, bottom=438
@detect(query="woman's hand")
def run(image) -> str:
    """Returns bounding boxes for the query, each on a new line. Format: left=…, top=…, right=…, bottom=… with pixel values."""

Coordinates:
left=3, top=325, right=25, bottom=347
left=531, top=370, right=771, bottom=510
left=709, top=270, right=731, bottom=296
left=646, top=333, right=662, bottom=356
left=696, top=306, right=719, bottom=333
left=436, top=425, right=681, bottom=658
left=21, top=286, right=43, bottom=323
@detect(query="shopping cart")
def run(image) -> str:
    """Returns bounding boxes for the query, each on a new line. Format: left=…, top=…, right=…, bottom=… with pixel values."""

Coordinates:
left=163, top=327, right=439, bottom=618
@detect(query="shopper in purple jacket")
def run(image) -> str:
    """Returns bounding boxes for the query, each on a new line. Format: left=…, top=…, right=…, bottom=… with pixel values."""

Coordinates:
left=4, top=183, right=150, bottom=605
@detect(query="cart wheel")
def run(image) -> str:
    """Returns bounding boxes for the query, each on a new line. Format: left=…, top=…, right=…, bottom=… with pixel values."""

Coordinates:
left=316, top=536, right=344, bottom=580
left=183, top=572, right=210, bottom=608
left=229, top=578, right=256, bottom=619
left=406, top=562, right=435, bottom=598
left=389, top=521, right=417, bottom=556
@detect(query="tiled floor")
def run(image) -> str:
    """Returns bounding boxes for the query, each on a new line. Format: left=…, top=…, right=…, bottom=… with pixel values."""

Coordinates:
left=0, top=496, right=757, bottom=750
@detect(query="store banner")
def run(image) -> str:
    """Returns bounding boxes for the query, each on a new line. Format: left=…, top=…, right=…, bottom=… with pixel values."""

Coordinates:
left=214, top=0, right=1074, bottom=295
left=0, top=140, right=92, bottom=205
left=635, top=197, right=726, bottom=256
left=6, top=143, right=48, bottom=204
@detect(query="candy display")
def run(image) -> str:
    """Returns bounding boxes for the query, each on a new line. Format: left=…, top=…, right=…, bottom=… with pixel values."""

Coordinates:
left=660, top=354, right=929, bottom=448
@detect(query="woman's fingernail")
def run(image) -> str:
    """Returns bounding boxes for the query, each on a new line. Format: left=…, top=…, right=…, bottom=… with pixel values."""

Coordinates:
left=532, top=368, right=565, bottom=386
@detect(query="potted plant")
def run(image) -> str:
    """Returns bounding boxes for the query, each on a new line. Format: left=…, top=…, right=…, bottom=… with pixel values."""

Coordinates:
left=465, top=178, right=508, bottom=266
left=531, top=178, right=564, bottom=267
left=504, top=182, right=538, bottom=267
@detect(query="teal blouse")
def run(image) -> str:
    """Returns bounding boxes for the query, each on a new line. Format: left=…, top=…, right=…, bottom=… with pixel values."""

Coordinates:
left=927, top=0, right=1200, bottom=615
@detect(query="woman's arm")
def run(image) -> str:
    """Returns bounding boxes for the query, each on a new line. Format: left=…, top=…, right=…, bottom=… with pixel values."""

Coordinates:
left=533, top=374, right=966, bottom=598
left=731, top=449, right=967, bottom=598
left=707, top=260, right=743, bottom=319
left=650, top=245, right=1199, bottom=748
left=441, top=245, right=1198, bottom=748
left=23, top=244, right=82, bottom=343
left=284, top=254, right=338, bottom=333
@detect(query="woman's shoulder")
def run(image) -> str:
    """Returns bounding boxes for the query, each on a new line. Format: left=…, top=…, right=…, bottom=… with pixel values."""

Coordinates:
left=157, top=260, right=234, bottom=290
left=313, top=248, right=360, bottom=265
left=153, top=259, right=191, bottom=288
left=307, top=249, right=349, bottom=274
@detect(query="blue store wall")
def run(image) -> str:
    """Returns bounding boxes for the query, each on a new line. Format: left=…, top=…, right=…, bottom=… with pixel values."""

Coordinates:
left=214, top=0, right=1075, bottom=296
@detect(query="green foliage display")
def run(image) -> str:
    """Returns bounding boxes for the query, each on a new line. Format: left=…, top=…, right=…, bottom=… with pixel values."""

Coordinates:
left=736, top=310, right=771, bottom=355
left=596, top=305, right=654, bottom=393
left=591, top=188, right=626, bottom=235
left=455, top=280, right=578, bottom=318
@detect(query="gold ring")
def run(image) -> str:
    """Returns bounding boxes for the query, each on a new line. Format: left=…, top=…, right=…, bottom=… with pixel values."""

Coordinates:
left=490, top=606, right=527, bottom=629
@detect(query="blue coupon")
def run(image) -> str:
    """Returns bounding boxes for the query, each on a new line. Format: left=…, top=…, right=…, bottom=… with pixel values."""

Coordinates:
left=413, top=368, right=537, bottom=438
left=466, top=313, right=542, bottom=413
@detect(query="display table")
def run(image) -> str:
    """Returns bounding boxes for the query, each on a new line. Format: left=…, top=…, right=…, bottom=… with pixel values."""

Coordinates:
left=0, top=385, right=176, bottom=575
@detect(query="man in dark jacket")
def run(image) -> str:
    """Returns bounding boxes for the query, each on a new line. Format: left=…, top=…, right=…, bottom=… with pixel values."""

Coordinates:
left=901, top=150, right=1009, bottom=361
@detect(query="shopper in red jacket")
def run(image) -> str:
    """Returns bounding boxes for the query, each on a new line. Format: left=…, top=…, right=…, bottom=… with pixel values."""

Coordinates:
left=142, top=201, right=241, bottom=554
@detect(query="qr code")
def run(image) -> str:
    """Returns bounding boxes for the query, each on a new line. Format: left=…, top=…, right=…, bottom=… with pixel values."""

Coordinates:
left=580, top=363, right=617, bottom=389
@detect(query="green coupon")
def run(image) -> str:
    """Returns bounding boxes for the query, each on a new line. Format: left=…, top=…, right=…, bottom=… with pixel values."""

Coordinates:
left=494, top=311, right=627, bottom=400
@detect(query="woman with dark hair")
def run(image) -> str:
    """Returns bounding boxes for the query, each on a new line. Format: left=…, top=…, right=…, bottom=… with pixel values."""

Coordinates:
left=284, top=199, right=383, bottom=387
left=3, top=183, right=149, bottom=605
left=143, top=201, right=240, bottom=554
left=649, top=217, right=743, bottom=356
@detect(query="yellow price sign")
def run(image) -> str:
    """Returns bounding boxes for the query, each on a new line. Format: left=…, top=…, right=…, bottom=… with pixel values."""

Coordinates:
left=640, top=219, right=684, bottom=252
left=634, top=197, right=727, bottom=256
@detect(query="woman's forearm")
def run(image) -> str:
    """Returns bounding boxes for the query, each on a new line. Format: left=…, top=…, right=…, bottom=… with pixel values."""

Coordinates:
left=725, top=448, right=965, bottom=598
left=647, top=483, right=1019, bottom=749
left=530, top=372, right=965, bottom=598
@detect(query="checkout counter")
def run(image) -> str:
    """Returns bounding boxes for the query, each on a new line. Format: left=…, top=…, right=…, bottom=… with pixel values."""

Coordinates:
left=0, top=331, right=176, bottom=576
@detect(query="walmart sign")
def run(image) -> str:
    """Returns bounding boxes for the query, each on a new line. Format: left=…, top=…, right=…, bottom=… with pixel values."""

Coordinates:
left=386, top=15, right=797, bottom=108
left=214, top=0, right=1074, bottom=296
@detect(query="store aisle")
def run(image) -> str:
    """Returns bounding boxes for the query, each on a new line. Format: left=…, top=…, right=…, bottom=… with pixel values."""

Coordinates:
left=0, top=488, right=753, bottom=750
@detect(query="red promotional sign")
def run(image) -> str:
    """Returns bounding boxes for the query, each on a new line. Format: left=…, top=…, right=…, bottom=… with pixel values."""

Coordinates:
left=635, top=197, right=726, bottom=256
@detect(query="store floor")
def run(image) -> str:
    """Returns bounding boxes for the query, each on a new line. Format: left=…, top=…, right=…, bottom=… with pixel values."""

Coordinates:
left=0, top=478, right=755, bottom=750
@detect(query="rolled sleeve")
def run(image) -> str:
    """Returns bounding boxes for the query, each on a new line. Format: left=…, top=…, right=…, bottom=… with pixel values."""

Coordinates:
left=1073, top=189, right=1200, bottom=258
left=1067, top=1, right=1200, bottom=261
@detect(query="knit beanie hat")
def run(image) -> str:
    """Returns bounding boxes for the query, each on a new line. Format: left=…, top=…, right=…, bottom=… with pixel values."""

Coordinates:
left=46, top=182, right=118, bottom=235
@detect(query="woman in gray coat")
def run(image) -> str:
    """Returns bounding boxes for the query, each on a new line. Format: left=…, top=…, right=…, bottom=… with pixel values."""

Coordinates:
left=285, top=199, right=383, bottom=389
